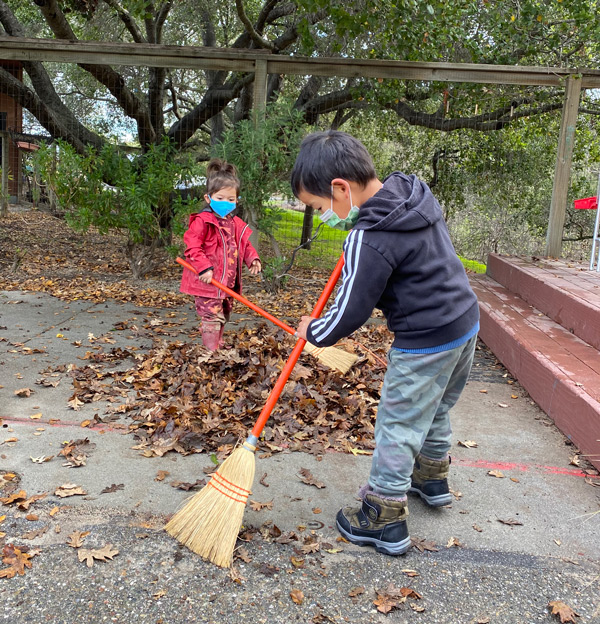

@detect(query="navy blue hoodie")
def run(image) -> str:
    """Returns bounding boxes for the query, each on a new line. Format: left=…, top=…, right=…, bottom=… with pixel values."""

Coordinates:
left=306, top=172, right=479, bottom=350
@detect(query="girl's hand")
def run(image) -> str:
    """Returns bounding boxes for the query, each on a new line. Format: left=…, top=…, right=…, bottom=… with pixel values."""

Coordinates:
left=198, top=269, right=213, bottom=284
left=249, top=259, right=262, bottom=275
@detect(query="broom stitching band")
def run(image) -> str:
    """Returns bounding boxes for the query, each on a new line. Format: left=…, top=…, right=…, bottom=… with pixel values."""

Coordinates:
left=211, top=471, right=251, bottom=495
left=207, top=480, right=248, bottom=504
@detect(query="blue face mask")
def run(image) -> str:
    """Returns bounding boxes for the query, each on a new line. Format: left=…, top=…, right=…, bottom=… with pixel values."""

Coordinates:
left=319, top=186, right=360, bottom=231
left=208, top=195, right=236, bottom=218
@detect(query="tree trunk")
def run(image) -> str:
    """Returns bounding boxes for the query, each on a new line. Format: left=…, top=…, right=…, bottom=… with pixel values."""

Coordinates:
left=300, top=205, right=314, bottom=249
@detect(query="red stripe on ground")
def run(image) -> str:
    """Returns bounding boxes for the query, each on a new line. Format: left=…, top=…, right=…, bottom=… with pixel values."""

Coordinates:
left=454, top=457, right=590, bottom=478
left=2, top=416, right=125, bottom=433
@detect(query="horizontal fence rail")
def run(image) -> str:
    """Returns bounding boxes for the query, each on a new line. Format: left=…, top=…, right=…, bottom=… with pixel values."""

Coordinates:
left=1, top=37, right=600, bottom=87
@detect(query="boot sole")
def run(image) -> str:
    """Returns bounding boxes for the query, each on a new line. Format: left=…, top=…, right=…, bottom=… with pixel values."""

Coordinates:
left=336, top=520, right=411, bottom=555
left=408, top=486, right=452, bottom=507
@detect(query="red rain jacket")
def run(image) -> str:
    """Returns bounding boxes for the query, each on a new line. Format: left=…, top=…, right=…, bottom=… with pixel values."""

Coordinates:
left=179, top=210, right=260, bottom=298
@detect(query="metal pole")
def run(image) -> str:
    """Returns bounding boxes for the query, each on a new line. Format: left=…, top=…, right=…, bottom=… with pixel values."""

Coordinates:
left=590, top=170, right=600, bottom=271
left=546, top=76, right=582, bottom=257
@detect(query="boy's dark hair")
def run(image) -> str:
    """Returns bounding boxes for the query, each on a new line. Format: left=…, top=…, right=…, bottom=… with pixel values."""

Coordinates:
left=206, top=158, right=241, bottom=196
left=290, top=131, right=377, bottom=198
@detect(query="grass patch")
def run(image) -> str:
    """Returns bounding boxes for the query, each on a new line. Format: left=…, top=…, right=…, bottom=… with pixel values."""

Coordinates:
left=261, top=207, right=486, bottom=273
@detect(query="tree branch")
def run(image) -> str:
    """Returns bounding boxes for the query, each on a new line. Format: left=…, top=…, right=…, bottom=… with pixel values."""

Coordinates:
left=102, top=0, right=146, bottom=43
left=168, top=74, right=255, bottom=148
left=36, top=0, right=156, bottom=146
left=235, top=0, right=278, bottom=51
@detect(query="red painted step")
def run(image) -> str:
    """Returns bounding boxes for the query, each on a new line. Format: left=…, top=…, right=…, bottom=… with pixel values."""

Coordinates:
left=470, top=273, right=600, bottom=471
left=486, top=254, right=600, bottom=351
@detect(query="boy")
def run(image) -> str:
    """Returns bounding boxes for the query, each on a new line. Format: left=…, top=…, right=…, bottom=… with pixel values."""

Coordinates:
left=293, top=131, right=479, bottom=555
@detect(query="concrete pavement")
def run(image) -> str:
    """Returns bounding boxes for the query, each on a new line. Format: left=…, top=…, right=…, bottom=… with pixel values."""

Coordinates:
left=1, top=289, right=599, bottom=623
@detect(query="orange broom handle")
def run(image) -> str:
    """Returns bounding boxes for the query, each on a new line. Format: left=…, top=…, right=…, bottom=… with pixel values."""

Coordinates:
left=249, top=254, right=345, bottom=439
left=176, top=257, right=297, bottom=336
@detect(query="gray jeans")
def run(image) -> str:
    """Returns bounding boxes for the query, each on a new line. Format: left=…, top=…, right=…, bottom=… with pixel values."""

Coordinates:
left=368, top=335, right=477, bottom=497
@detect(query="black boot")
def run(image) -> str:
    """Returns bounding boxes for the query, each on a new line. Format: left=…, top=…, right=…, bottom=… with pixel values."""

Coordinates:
left=336, top=492, right=410, bottom=556
left=409, top=454, right=452, bottom=507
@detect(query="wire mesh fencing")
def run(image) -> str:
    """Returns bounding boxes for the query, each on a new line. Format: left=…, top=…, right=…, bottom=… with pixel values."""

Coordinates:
left=0, top=54, right=598, bottom=275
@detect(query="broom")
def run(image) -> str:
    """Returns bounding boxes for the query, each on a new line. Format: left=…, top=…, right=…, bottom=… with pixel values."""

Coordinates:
left=176, top=257, right=357, bottom=374
left=165, top=255, right=346, bottom=567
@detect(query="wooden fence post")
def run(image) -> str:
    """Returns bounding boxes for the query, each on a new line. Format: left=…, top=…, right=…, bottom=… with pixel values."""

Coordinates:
left=546, top=76, right=582, bottom=257
left=252, top=58, right=268, bottom=128
left=0, top=131, right=9, bottom=217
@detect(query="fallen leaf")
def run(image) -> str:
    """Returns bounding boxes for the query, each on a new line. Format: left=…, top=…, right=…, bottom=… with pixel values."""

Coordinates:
left=548, top=600, right=580, bottom=623
left=374, top=593, right=400, bottom=614
left=100, top=484, right=124, bottom=494
left=0, top=544, right=37, bottom=578
left=411, top=537, right=438, bottom=552
left=348, top=586, right=365, bottom=597
left=0, top=490, right=27, bottom=505
left=473, top=524, right=483, bottom=532
left=298, top=468, right=325, bottom=489
left=77, top=544, right=119, bottom=567
left=155, top=470, right=169, bottom=482
left=497, top=402, right=509, bottom=408
left=30, top=413, right=42, bottom=420
left=410, top=603, right=426, bottom=612
left=401, top=569, right=420, bottom=577
left=17, top=493, right=47, bottom=511
left=249, top=500, right=273, bottom=511
left=22, top=525, right=48, bottom=540
left=14, top=388, right=33, bottom=398
left=54, top=484, right=87, bottom=498
left=488, top=470, right=505, bottom=478
left=67, top=531, right=90, bottom=548
left=258, top=562, right=278, bottom=576
left=497, top=517, right=523, bottom=526
left=458, top=440, right=478, bottom=448
left=31, top=455, right=54, bottom=464
left=446, top=536, right=463, bottom=548
left=290, top=589, right=304, bottom=604
left=290, top=556, right=305, bottom=568
left=25, top=514, right=39, bottom=521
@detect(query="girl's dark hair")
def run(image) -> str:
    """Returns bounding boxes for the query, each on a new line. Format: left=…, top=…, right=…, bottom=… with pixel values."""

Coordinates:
left=290, top=131, right=377, bottom=198
left=206, top=158, right=241, bottom=196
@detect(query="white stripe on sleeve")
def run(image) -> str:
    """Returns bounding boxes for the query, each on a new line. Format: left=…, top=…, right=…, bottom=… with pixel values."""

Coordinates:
left=310, top=230, right=364, bottom=342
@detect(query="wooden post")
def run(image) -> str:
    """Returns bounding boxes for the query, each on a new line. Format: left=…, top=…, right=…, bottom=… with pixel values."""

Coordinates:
left=1, top=131, right=9, bottom=217
left=546, top=76, right=582, bottom=257
left=252, top=58, right=268, bottom=128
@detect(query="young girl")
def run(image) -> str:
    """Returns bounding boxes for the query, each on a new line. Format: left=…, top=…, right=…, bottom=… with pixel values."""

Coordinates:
left=180, top=159, right=261, bottom=351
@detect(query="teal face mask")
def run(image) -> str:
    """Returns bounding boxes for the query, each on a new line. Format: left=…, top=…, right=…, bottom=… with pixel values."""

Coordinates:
left=319, top=186, right=360, bottom=231
left=208, top=195, right=236, bottom=218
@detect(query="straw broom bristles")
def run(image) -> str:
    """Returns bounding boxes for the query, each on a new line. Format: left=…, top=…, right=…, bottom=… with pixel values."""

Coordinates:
left=164, top=440, right=256, bottom=568
left=302, top=342, right=358, bottom=374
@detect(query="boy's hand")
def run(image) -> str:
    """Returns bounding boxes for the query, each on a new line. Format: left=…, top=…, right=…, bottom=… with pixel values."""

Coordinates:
left=249, top=259, right=262, bottom=275
left=296, top=315, right=313, bottom=341
left=198, top=269, right=213, bottom=284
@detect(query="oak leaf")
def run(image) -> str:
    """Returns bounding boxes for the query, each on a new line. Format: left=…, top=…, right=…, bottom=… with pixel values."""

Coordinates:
left=0, top=544, right=36, bottom=578
left=77, top=544, right=119, bottom=567
left=54, top=484, right=87, bottom=498
left=67, top=531, right=90, bottom=548
left=249, top=500, right=273, bottom=511
left=298, top=468, right=325, bottom=489
left=548, top=600, right=579, bottom=623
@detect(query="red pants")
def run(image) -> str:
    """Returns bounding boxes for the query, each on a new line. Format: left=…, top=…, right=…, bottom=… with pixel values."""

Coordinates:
left=194, top=296, right=233, bottom=351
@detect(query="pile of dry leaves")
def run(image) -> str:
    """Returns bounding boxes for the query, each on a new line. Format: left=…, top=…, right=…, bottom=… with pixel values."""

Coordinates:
left=68, top=323, right=392, bottom=458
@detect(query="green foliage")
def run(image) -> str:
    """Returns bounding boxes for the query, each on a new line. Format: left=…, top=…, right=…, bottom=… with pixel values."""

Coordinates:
left=212, top=102, right=305, bottom=236
left=33, top=137, right=203, bottom=247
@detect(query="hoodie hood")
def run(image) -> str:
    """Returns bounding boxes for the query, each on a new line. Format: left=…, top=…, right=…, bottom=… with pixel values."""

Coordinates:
left=354, top=172, right=443, bottom=232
